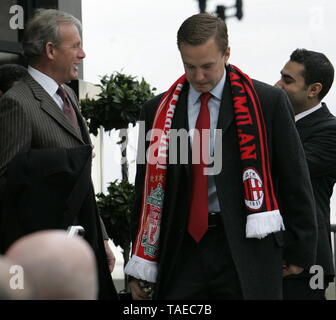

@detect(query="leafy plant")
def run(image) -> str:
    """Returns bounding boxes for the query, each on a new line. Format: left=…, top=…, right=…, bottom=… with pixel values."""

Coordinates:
left=80, top=72, right=156, bottom=136
left=97, top=179, right=134, bottom=251
left=96, top=179, right=135, bottom=290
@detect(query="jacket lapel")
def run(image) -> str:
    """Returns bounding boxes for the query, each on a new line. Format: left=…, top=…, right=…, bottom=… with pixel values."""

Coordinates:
left=170, top=84, right=191, bottom=176
left=24, top=75, right=85, bottom=143
left=216, top=77, right=234, bottom=134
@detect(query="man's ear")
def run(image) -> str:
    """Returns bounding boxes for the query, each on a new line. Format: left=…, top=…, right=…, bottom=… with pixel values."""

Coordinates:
left=224, top=47, right=230, bottom=64
left=308, top=82, right=322, bottom=99
left=45, top=42, right=56, bottom=60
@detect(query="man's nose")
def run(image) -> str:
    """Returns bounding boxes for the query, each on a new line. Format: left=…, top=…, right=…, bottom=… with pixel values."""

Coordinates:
left=79, top=47, right=86, bottom=59
left=194, top=69, right=205, bottom=82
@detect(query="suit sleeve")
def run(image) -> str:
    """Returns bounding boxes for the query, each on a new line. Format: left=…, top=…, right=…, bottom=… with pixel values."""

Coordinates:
left=272, top=90, right=317, bottom=269
left=302, top=123, right=336, bottom=178
left=0, top=95, right=32, bottom=193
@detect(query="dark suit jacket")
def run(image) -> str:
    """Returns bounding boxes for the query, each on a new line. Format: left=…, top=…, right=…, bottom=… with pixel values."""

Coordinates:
left=0, top=73, right=89, bottom=176
left=0, top=146, right=93, bottom=251
left=132, top=77, right=317, bottom=300
left=295, top=104, right=336, bottom=281
left=0, top=146, right=117, bottom=299
left=0, top=74, right=116, bottom=299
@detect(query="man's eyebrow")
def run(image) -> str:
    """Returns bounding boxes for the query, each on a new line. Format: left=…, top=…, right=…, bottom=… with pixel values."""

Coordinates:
left=280, top=71, right=295, bottom=80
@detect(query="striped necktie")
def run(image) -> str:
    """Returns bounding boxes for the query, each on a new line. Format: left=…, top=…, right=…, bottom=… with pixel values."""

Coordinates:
left=57, top=86, right=79, bottom=130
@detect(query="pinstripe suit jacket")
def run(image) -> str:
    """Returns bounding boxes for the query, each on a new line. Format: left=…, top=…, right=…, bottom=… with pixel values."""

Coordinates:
left=0, top=73, right=111, bottom=238
left=0, top=74, right=117, bottom=299
left=0, top=73, right=91, bottom=184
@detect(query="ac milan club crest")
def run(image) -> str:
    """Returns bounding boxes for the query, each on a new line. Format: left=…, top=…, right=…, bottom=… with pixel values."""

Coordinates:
left=243, top=168, right=264, bottom=211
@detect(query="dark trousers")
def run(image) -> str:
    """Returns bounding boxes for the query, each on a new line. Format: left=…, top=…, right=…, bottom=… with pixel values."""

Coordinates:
left=161, top=224, right=243, bottom=300
left=283, top=275, right=328, bottom=300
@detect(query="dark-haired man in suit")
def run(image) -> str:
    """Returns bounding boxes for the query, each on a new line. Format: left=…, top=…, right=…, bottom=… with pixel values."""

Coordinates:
left=276, top=48, right=336, bottom=300
left=0, top=9, right=117, bottom=299
left=125, top=13, right=317, bottom=300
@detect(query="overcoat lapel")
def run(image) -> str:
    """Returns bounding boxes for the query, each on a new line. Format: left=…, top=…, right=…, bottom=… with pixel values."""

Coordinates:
left=171, top=83, right=189, bottom=130
left=216, top=78, right=234, bottom=134
left=170, top=84, right=191, bottom=176
left=214, top=78, right=240, bottom=219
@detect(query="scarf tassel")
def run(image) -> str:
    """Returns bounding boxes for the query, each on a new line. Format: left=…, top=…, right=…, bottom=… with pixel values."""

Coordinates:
left=246, top=210, right=285, bottom=239
left=124, top=255, right=158, bottom=283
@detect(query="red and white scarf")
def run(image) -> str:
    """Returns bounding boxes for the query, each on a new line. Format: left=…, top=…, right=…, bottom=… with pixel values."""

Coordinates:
left=125, top=65, right=284, bottom=283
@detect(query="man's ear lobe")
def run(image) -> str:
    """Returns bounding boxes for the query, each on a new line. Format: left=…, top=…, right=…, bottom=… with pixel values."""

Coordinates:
left=308, top=82, right=322, bottom=99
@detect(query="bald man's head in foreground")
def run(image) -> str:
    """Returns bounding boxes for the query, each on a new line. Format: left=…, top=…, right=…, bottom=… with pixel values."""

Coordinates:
left=6, top=230, right=98, bottom=300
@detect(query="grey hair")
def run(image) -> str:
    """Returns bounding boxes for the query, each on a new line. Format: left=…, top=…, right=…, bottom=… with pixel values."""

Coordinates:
left=23, top=9, right=82, bottom=61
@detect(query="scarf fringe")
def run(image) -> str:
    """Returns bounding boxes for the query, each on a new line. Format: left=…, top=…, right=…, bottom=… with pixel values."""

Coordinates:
left=124, top=255, right=157, bottom=283
left=246, top=210, right=285, bottom=239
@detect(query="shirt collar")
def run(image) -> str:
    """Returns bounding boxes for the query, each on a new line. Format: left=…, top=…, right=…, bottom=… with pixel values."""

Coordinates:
left=189, top=69, right=226, bottom=105
left=28, top=65, right=60, bottom=97
left=295, top=103, right=323, bottom=122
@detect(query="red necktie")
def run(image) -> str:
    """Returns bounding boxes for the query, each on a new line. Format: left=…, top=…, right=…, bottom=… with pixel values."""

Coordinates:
left=57, top=86, right=79, bottom=130
left=188, top=92, right=212, bottom=242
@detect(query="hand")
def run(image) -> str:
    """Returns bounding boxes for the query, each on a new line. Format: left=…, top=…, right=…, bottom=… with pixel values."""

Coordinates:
left=129, top=279, right=155, bottom=300
left=282, top=260, right=304, bottom=277
left=104, top=240, right=116, bottom=273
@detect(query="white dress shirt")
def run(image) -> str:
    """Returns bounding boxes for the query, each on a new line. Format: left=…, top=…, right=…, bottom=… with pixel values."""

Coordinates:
left=28, top=66, right=64, bottom=110
left=188, top=72, right=226, bottom=212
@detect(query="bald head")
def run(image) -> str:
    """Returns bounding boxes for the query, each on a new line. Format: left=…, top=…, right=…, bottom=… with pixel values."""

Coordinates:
left=6, top=230, right=98, bottom=300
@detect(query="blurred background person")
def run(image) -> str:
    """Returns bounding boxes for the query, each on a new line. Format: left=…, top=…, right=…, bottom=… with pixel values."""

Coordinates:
left=0, top=64, right=28, bottom=98
left=276, top=48, right=336, bottom=300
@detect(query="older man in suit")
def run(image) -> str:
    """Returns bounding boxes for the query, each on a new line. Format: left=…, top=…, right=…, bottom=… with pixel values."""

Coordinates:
left=125, top=14, right=317, bottom=300
left=0, top=9, right=117, bottom=299
left=276, top=49, right=336, bottom=300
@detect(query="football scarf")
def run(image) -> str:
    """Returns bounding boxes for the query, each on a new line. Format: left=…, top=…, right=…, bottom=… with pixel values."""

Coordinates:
left=125, top=65, right=284, bottom=283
